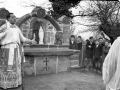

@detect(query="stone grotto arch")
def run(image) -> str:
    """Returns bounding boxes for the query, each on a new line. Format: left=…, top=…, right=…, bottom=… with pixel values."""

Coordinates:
left=16, top=7, right=63, bottom=45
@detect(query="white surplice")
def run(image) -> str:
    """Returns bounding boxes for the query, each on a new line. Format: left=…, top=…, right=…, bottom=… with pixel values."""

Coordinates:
left=0, top=21, right=28, bottom=89
left=0, top=21, right=27, bottom=65
left=102, top=37, right=120, bottom=90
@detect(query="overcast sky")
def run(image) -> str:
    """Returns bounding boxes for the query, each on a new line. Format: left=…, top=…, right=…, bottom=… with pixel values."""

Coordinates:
left=0, top=0, right=50, bottom=17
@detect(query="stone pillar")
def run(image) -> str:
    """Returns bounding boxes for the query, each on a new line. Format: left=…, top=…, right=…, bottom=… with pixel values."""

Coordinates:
left=44, top=31, right=50, bottom=44
left=57, top=16, right=71, bottom=44
left=62, top=24, right=71, bottom=44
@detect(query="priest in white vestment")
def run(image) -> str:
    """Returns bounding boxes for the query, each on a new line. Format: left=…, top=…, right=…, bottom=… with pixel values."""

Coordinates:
left=102, top=37, right=120, bottom=90
left=0, top=13, right=36, bottom=89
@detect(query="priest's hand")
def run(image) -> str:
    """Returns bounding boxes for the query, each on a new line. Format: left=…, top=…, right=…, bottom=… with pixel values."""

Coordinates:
left=25, top=39, right=36, bottom=45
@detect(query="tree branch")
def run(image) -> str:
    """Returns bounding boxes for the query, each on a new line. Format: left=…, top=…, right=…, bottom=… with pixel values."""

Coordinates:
left=113, top=5, right=120, bottom=23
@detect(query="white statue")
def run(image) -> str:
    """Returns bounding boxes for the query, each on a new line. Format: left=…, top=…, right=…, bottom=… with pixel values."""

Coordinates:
left=39, top=26, right=44, bottom=44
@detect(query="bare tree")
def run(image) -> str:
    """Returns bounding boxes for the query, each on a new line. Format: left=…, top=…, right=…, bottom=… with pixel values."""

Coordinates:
left=75, top=1, right=120, bottom=43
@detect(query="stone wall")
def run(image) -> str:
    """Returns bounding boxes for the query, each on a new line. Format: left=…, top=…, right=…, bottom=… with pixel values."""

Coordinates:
left=24, top=55, right=73, bottom=76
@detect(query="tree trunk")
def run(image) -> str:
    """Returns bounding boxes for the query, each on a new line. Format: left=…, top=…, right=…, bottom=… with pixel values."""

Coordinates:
left=101, top=31, right=115, bottom=45
left=109, top=36, right=115, bottom=45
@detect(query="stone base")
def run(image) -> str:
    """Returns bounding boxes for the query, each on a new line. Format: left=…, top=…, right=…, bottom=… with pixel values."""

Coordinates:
left=23, top=56, right=71, bottom=76
left=23, top=47, right=80, bottom=76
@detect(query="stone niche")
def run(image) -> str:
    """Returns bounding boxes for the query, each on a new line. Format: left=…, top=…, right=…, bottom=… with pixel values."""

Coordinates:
left=20, top=17, right=56, bottom=45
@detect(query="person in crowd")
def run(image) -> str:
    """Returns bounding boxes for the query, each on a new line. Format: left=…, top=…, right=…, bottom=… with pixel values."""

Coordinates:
left=76, top=36, right=83, bottom=68
left=69, top=35, right=77, bottom=49
left=0, top=12, right=36, bottom=89
left=77, top=36, right=82, bottom=50
left=93, top=40, right=102, bottom=72
left=101, top=40, right=110, bottom=68
left=99, top=37, right=105, bottom=48
left=85, top=39, right=89, bottom=44
left=85, top=36, right=95, bottom=71
left=98, top=38, right=105, bottom=71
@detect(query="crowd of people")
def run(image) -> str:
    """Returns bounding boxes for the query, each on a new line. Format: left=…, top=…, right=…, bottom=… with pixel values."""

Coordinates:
left=69, top=35, right=111, bottom=73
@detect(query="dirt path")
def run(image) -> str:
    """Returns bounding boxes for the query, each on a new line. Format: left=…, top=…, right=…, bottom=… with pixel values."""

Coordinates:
left=22, top=70, right=105, bottom=90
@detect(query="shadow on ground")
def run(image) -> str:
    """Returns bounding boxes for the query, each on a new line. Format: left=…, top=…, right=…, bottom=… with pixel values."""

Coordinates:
left=22, top=70, right=105, bottom=90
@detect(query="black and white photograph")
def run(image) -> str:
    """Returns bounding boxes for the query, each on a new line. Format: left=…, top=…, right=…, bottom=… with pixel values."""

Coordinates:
left=0, top=0, right=119, bottom=90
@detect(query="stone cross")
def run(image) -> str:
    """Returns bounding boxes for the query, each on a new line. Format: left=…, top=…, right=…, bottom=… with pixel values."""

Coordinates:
left=43, top=58, right=50, bottom=71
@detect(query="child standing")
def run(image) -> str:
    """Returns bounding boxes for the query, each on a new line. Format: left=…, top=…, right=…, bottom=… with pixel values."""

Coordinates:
left=69, top=35, right=77, bottom=49
left=93, top=40, right=102, bottom=72
left=76, top=36, right=83, bottom=68
left=85, top=36, right=95, bottom=71
left=101, top=40, right=110, bottom=69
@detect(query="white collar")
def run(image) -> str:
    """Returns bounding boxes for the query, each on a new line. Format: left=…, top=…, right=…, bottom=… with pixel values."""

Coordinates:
left=6, top=20, right=17, bottom=28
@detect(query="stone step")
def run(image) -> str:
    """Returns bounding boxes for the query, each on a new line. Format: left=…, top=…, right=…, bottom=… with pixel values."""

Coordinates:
left=70, top=65, right=80, bottom=68
left=70, top=60, right=79, bottom=66
left=70, top=55, right=79, bottom=60
left=70, top=60, right=79, bottom=62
